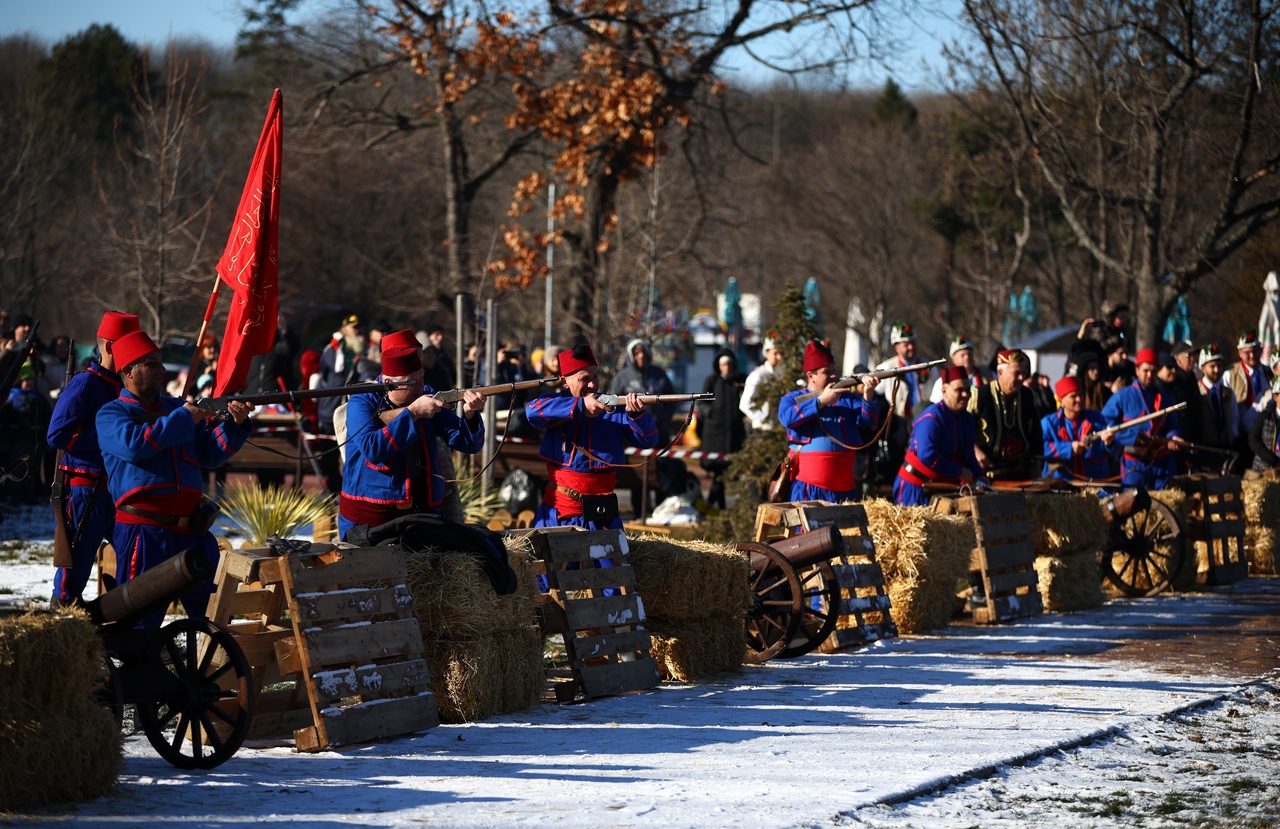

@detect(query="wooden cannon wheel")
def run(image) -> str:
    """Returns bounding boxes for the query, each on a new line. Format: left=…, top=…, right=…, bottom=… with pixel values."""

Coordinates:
left=1101, top=498, right=1186, bottom=597
left=777, top=561, right=840, bottom=659
left=736, top=541, right=803, bottom=664
left=135, top=618, right=255, bottom=770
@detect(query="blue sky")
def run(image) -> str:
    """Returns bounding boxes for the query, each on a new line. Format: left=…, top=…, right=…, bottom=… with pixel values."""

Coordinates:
left=1, top=0, right=961, bottom=91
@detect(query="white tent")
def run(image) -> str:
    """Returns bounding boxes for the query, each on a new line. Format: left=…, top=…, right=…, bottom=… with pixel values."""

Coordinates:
left=1259, top=271, right=1280, bottom=363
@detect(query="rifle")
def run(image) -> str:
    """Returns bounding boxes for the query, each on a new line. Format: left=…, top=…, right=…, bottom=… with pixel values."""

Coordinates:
left=431, top=376, right=560, bottom=405
left=593, top=392, right=715, bottom=409
left=0, top=319, right=40, bottom=403
left=195, top=380, right=421, bottom=420
left=793, top=358, right=947, bottom=404
left=1082, top=401, right=1188, bottom=448
left=50, top=339, right=77, bottom=570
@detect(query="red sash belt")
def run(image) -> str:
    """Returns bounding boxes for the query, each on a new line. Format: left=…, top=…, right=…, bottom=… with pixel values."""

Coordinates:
left=795, top=451, right=856, bottom=492
left=62, top=470, right=106, bottom=488
left=544, top=464, right=617, bottom=517
left=115, top=492, right=202, bottom=532
left=897, top=450, right=957, bottom=488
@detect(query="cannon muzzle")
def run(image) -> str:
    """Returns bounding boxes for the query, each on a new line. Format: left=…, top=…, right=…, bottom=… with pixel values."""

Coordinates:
left=85, top=548, right=212, bottom=626
left=1102, top=487, right=1152, bottom=524
left=767, top=525, right=846, bottom=570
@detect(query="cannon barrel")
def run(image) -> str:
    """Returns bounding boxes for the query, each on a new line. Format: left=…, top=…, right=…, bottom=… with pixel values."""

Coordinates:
left=85, top=548, right=212, bottom=627
left=1102, top=487, right=1152, bottom=524
left=765, top=525, right=846, bottom=570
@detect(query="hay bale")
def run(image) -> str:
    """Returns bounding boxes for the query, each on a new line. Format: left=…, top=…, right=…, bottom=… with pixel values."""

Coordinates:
left=0, top=612, right=121, bottom=811
left=647, top=618, right=745, bottom=682
left=626, top=535, right=753, bottom=622
left=1034, top=553, right=1103, bottom=612
left=1026, top=494, right=1108, bottom=557
left=403, top=536, right=539, bottom=640
left=423, top=625, right=543, bottom=723
left=1247, top=526, right=1277, bottom=575
left=1241, top=477, right=1280, bottom=528
left=1148, top=488, right=1200, bottom=591
left=860, top=499, right=977, bottom=634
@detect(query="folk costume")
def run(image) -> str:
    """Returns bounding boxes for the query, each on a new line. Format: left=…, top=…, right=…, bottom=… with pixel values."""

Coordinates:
left=970, top=350, right=1043, bottom=481
left=1228, top=330, right=1275, bottom=436
left=525, top=345, right=660, bottom=530
left=778, top=341, right=880, bottom=503
left=928, top=334, right=986, bottom=403
left=1101, top=348, right=1182, bottom=489
left=1197, top=344, right=1237, bottom=450
left=337, top=345, right=483, bottom=540
left=893, top=366, right=984, bottom=506
left=1041, top=376, right=1114, bottom=483
left=97, top=331, right=251, bottom=628
left=46, top=312, right=139, bottom=604
left=1248, top=375, right=1280, bottom=471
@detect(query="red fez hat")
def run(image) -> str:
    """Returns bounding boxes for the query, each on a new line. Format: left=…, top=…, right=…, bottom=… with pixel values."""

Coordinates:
left=381, top=329, right=418, bottom=352
left=939, top=366, right=968, bottom=385
left=996, top=349, right=1023, bottom=365
left=1134, top=348, right=1158, bottom=367
left=381, top=345, right=422, bottom=377
left=97, top=312, right=140, bottom=341
left=1054, top=376, right=1080, bottom=400
left=112, top=330, right=160, bottom=371
left=558, top=345, right=597, bottom=376
left=803, top=341, right=834, bottom=373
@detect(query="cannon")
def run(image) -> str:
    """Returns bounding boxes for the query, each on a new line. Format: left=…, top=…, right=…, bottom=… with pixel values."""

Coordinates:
left=1097, top=487, right=1186, bottom=597
left=87, top=548, right=254, bottom=770
left=737, top=525, right=848, bottom=662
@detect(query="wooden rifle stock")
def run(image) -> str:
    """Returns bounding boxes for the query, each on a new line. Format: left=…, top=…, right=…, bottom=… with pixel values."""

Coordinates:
left=793, top=358, right=947, bottom=404
left=594, top=392, right=715, bottom=408
left=1083, top=400, right=1188, bottom=447
left=433, top=376, right=560, bottom=404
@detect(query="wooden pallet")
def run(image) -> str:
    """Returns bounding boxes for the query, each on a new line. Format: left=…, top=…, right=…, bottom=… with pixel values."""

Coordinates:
left=207, top=543, right=439, bottom=751
left=527, top=528, right=659, bottom=703
left=753, top=502, right=897, bottom=651
left=954, top=493, right=1043, bottom=624
left=1172, top=475, right=1249, bottom=586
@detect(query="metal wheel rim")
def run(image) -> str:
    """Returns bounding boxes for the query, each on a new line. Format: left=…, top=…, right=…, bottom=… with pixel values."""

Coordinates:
left=1102, top=499, right=1184, bottom=597
left=777, top=561, right=839, bottom=659
left=736, top=541, right=803, bottom=664
left=135, top=617, right=254, bottom=770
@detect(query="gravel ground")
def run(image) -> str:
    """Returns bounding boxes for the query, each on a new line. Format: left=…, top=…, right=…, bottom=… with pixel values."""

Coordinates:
left=842, top=680, right=1280, bottom=828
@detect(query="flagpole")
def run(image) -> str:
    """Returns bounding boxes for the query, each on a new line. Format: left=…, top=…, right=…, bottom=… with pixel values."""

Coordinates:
left=182, top=278, right=222, bottom=399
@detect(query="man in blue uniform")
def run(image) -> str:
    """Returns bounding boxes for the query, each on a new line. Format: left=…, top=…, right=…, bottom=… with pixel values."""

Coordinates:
left=1102, top=347, right=1186, bottom=489
left=338, top=344, right=484, bottom=540
left=524, top=343, right=659, bottom=530
left=47, top=311, right=140, bottom=607
left=894, top=366, right=986, bottom=506
left=97, top=330, right=254, bottom=628
left=1041, top=375, right=1116, bottom=483
left=778, top=340, right=881, bottom=503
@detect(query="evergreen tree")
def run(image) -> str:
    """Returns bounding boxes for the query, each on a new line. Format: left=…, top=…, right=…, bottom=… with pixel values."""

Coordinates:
left=34, top=24, right=145, bottom=149
left=870, top=78, right=917, bottom=130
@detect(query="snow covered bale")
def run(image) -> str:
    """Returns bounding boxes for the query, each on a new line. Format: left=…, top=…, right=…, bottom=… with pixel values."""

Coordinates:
left=626, top=535, right=753, bottom=622
left=0, top=611, right=121, bottom=811
left=646, top=618, right=746, bottom=682
left=1033, top=552, right=1103, bottom=612
left=1026, top=493, right=1108, bottom=557
left=403, top=535, right=539, bottom=640
left=422, top=625, right=543, bottom=723
left=860, top=499, right=976, bottom=634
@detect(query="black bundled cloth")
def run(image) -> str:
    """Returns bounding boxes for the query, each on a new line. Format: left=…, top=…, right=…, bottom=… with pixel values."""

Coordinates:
left=345, top=514, right=518, bottom=595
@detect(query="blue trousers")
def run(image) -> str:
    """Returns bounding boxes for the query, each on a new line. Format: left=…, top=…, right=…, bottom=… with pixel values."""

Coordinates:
left=532, top=503, right=622, bottom=593
left=112, top=522, right=221, bottom=629
left=51, top=483, right=114, bottom=602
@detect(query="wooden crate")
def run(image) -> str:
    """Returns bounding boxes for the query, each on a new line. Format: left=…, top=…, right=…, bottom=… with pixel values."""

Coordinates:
left=754, top=502, right=896, bottom=652
left=527, top=528, right=659, bottom=703
left=1171, top=475, right=1249, bottom=586
left=955, top=493, right=1043, bottom=624
left=207, top=543, right=439, bottom=751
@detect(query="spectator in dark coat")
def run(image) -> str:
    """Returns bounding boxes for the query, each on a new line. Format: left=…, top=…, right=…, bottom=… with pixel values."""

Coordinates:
left=696, top=350, right=746, bottom=509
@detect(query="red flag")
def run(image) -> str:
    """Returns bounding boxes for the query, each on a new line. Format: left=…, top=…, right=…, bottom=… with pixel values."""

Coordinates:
left=214, top=89, right=282, bottom=396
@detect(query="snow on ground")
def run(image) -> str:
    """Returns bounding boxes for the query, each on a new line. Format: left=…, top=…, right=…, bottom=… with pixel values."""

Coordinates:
left=3, top=502, right=1280, bottom=827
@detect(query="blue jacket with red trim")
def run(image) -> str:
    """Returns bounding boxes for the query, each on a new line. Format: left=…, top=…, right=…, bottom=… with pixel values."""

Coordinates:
left=1101, top=381, right=1181, bottom=453
left=341, top=388, right=483, bottom=508
left=524, top=393, right=659, bottom=470
left=46, top=363, right=121, bottom=476
left=1041, top=409, right=1113, bottom=481
left=904, top=402, right=984, bottom=483
left=778, top=388, right=879, bottom=452
left=97, top=390, right=251, bottom=507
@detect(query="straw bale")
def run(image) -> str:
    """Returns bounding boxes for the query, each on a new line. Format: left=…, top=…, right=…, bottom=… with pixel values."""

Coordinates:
left=1149, top=489, right=1198, bottom=592
left=626, top=535, right=753, bottom=622
left=1241, top=477, right=1280, bottom=528
left=646, top=617, right=745, bottom=682
left=1026, top=494, right=1108, bottom=557
left=860, top=499, right=977, bottom=634
left=0, top=611, right=121, bottom=811
left=1247, top=527, right=1276, bottom=575
left=422, top=625, right=544, bottom=723
left=403, top=536, right=539, bottom=640
left=1034, top=553, right=1103, bottom=612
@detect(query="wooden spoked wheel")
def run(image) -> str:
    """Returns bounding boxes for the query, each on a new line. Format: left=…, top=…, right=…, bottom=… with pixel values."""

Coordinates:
left=1101, top=499, right=1186, bottom=597
left=737, top=541, right=803, bottom=664
left=777, top=561, right=840, bottom=659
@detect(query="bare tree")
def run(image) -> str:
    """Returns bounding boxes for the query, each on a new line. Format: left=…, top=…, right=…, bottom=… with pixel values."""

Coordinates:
left=952, top=0, right=1280, bottom=347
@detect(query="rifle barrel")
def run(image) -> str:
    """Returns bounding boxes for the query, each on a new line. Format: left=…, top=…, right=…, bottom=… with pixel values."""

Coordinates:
left=433, top=376, right=560, bottom=404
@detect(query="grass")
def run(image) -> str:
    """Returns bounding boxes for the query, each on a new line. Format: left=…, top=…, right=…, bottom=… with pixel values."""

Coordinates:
left=215, top=483, right=337, bottom=546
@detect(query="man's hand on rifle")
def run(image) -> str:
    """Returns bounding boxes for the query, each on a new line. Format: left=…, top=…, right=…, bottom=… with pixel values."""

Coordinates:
left=583, top=394, right=612, bottom=418
left=459, top=389, right=485, bottom=417
left=623, top=392, right=646, bottom=414
left=185, top=402, right=218, bottom=424
left=408, top=394, right=449, bottom=420
left=817, top=385, right=842, bottom=408
left=861, top=374, right=879, bottom=400
left=227, top=400, right=254, bottom=425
